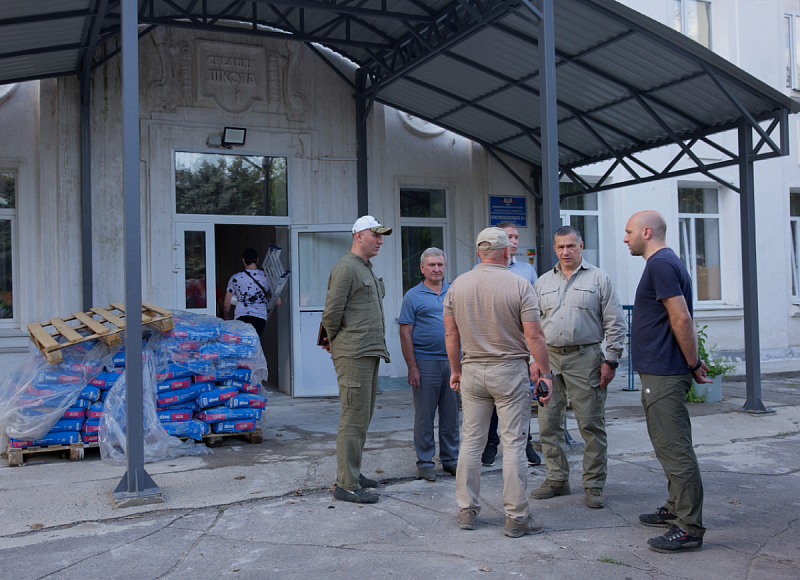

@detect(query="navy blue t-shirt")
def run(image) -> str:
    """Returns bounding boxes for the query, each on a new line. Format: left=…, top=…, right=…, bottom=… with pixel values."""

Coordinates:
left=631, top=248, right=693, bottom=375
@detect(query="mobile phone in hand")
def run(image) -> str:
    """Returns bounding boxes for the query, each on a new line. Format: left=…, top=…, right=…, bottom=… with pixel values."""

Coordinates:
left=536, top=380, right=548, bottom=407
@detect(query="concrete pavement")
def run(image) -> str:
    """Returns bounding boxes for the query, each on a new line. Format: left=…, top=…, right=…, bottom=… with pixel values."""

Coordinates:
left=1, top=367, right=799, bottom=579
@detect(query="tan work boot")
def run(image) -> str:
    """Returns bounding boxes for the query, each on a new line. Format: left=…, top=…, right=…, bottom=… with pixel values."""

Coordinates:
left=530, top=479, right=571, bottom=499
left=585, top=487, right=605, bottom=509
left=458, top=508, right=477, bottom=530
left=504, top=514, right=544, bottom=538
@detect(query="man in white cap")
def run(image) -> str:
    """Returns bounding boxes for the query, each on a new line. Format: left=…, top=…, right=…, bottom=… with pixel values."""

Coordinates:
left=322, top=215, right=392, bottom=504
left=444, top=227, right=553, bottom=537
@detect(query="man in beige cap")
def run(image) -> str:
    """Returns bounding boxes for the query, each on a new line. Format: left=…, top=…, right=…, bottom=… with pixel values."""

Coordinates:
left=322, top=215, right=392, bottom=504
left=444, top=227, right=553, bottom=537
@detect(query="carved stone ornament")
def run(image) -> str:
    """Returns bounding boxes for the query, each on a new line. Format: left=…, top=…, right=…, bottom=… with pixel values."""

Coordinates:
left=197, top=41, right=267, bottom=114
left=0, top=83, right=19, bottom=107
left=396, top=109, right=447, bottom=138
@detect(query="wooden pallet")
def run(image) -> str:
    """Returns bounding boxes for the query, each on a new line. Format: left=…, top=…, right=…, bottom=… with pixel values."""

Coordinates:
left=180, top=428, right=263, bottom=448
left=27, top=301, right=174, bottom=364
left=6, top=442, right=84, bottom=467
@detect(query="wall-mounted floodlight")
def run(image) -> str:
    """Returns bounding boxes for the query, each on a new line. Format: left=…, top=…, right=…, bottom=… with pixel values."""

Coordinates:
left=222, top=127, right=246, bottom=147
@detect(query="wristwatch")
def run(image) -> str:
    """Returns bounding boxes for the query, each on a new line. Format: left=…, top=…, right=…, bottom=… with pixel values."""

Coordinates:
left=539, top=371, right=555, bottom=379
left=603, top=360, right=619, bottom=369
left=689, top=360, right=703, bottom=372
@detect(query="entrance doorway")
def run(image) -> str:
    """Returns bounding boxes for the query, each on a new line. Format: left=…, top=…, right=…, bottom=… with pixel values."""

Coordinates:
left=175, top=222, right=286, bottom=388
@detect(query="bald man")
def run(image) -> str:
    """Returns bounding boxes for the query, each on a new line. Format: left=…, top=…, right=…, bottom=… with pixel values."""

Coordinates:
left=624, top=210, right=711, bottom=554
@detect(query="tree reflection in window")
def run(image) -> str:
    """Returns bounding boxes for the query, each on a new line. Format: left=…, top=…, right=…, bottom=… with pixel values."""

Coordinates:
left=175, top=152, right=288, bottom=216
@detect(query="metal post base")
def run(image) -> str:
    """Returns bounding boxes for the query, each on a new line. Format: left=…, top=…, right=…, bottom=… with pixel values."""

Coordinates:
left=112, top=469, right=163, bottom=509
left=736, top=406, right=776, bottom=416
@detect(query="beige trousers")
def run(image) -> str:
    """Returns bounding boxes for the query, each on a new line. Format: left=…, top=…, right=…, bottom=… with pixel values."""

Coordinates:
left=455, top=359, right=532, bottom=521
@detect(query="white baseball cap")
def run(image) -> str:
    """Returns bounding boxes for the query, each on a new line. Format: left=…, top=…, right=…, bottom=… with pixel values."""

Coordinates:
left=352, top=215, right=392, bottom=235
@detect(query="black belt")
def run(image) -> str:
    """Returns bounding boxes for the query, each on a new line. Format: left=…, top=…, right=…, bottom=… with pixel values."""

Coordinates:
left=548, top=343, right=600, bottom=355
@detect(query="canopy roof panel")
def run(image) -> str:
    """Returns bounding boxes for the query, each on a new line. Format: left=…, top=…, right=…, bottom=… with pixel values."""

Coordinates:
left=0, top=0, right=796, bottom=178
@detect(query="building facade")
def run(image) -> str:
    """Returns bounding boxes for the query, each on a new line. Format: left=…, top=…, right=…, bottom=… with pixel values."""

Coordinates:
left=0, top=1, right=798, bottom=395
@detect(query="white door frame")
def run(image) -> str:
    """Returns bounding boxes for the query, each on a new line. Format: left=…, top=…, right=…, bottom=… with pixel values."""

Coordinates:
left=174, top=221, right=217, bottom=318
left=290, top=224, right=352, bottom=397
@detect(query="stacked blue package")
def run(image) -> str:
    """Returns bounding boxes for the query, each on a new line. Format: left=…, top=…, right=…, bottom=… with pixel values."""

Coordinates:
left=9, top=432, right=81, bottom=448
left=161, top=419, right=211, bottom=441
left=219, top=329, right=259, bottom=347
left=79, top=385, right=101, bottom=401
left=87, top=401, right=103, bottom=420
left=156, top=377, right=192, bottom=394
left=51, top=418, right=84, bottom=432
left=226, top=393, right=267, bottom=409
left=82, top=419, right=100, bottom=434
left=197, top=386, right=238, bottom=409
left=196, top=406, right=261, bottom=422
left=36, top=370, right=83, bottom=385
left=63, top=407, right=88, bottom=419
left=157, top=409, right=193, bottom=422
left=213, top=420, right=256, bottom=434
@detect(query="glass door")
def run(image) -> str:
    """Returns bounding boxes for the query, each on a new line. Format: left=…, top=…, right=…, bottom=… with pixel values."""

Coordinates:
left=290, top=224, right=353, bottom=397
left=174, top=222, right=217, bottom=317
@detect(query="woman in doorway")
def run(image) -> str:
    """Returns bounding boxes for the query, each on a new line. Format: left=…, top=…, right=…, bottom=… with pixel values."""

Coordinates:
left=222, top=248, right=280, bottom=335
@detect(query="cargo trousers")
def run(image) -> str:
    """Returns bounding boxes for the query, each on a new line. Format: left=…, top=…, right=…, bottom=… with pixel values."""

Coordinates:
left=640, top=373, right=705, bottom=538
left=538, top=344, right=608, bottom=489
left=333, top=356, right=380, bottom=491
left=456, top=359, right=532, bottom=521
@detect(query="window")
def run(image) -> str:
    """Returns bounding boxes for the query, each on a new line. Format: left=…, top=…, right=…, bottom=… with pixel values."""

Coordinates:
left=400, top=188, right=446, bottom=294
left=791, top=192, right=800, bottom=300
left=678, top=187, right=721, bottom=302
left=175, top=152, right=288, bottom=216
left=0, top=170, right=16, bottom=322
left=786, top=11, right=800, bottom=89
left=672, top=0, right=711, bottom=49
left=560, top=183, right=600, bottom=267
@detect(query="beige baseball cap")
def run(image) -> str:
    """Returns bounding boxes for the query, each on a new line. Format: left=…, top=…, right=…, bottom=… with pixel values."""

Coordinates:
left=352, top=215, right=392, bottom=235
left=476, top=227, right=511, bottom=250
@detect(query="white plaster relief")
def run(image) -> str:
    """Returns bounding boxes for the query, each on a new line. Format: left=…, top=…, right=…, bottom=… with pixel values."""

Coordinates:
left=197, top=40, right=266, bottom=114
left=396, top=109, right=446, bottom=138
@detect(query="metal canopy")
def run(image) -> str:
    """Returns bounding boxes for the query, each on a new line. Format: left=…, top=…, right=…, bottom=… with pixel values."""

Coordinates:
left=0, top=1, right=788, bottom=494
left=1, top=0, right=797, bottom=186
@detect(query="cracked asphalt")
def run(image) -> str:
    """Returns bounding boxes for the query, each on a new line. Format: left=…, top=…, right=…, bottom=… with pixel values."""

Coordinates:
left=1, top=371, right=799, bottom=579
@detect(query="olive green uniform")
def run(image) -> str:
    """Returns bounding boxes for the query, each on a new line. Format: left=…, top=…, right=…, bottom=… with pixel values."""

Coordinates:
left=322, top=251, right=390, bottom=491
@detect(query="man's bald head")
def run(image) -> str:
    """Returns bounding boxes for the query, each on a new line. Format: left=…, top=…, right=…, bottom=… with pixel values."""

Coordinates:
left=624, top=210, right=668, bottom=259
left=634, top=210, right=667, bottom=241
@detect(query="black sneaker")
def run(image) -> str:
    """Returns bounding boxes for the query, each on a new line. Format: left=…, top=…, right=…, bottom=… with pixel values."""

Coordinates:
left=481, top=444, right=498, bottom=467
left=639, top=507, right=678, bottom=527
left=333, top=485, right=379, bottom=504
left=647, top=524, right=703, bottom=553
left=358, top=474, right=378, bottom=488
left=526, top=442, right=541, bottom=466
left=442, top=463, right=457, bottom=476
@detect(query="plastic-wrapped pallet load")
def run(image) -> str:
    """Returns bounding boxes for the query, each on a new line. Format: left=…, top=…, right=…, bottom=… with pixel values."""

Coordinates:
left=101, top=311, right=269, bottom=460
left=148, top=311, right=269, bottom=441
left=0, top=337, right=116, bottom=452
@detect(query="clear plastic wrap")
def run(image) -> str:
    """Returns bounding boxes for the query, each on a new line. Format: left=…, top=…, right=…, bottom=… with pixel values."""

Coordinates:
left=98, top=340, right=212, bottom=465
left=0, top=340, right=116, bottom=451
left=99, top=311, right=269, bottom=465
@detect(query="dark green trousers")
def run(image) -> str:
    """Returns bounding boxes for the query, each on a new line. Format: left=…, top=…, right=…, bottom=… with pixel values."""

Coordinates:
left=640, top=373, right=705, bottom=538
left=333, top=356, right=380, bottom=490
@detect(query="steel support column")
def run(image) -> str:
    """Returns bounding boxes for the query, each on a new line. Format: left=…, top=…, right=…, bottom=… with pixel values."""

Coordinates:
left=113, top=0, right=162, bottom=506
left=80, top=82, right=93, bottom=311
left=537, top=0, right=559, bottom=270
left=737, top=121, right=772, bottom=414
left=355, top=69, right=369, bottom=217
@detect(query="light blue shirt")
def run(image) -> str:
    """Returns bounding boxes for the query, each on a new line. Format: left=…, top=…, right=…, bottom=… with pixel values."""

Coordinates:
left=398, top=281, right=450, bottom=360
left=509, top=256, right=538, bottom=285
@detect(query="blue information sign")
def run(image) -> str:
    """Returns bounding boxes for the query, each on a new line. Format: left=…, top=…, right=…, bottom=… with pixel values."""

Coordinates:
left=489, top=196, right=527, bottom=228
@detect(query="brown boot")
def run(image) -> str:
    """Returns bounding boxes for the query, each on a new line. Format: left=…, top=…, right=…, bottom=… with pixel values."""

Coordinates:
left=585, top=488, right=605, bottom=509
left=530, top=479, right=571, bottom=499
left=504, top=514, right=544, bottom=538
